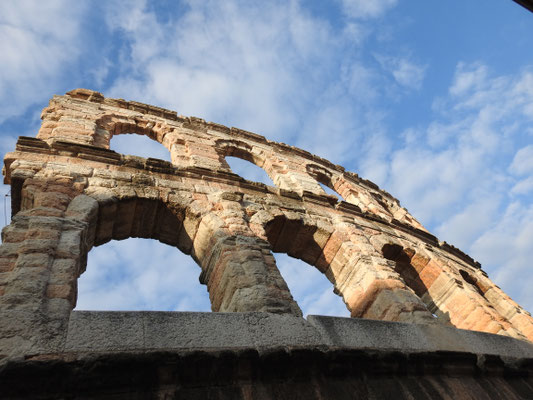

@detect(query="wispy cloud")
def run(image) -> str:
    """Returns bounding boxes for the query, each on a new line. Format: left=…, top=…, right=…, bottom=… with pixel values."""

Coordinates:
left=104, top=0, right=339, bottom=143
left=471, top=202, right=533, bottom=312
left=77, top=238, right=211, bottom=311
left=339, top=0, right=398, bottom=19
left=101, top=0, right=404, bottom=169
left=276, top=253, right=350, bottom=317
left=0, top=1, right=87, bottom=122
left=509, top=145, right=533, bottom=176
left=375, top=54, right=427, bottom=90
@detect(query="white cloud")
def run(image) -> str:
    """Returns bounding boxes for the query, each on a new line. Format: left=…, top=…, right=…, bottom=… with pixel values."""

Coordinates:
left=449, top=62, right=489, bottom=97
left=340, top=0, right=398, bottom=19
left=511, top=177, right=533, bottom=195
left=375, top=54, right=427, bottom=90
left=509, top=145, right=533, bottom=175
left=100, top=0, right=397, bottom=165
left=275, top=253, right=350, bottom=317
left=471, top=202, right=533, bottom=312
left=0, top=1, right=87, bottom=122
left=435, top=196, right=500, bottom=249
left=372, top=63, right=533, bottom=227
left=76, top=238, right=211, bottom=311
left=103, top=0, right=341, bottom=142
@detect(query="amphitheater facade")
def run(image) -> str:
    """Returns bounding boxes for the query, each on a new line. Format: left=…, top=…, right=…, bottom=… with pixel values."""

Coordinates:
left=1, top=89, right=532, bottom=399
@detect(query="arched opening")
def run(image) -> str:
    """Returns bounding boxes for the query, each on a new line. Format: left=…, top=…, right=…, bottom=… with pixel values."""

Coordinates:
left=318, top=182, right=342, bottom=202
left=459, top=269, right=487, bottom=298
left=274, top=253, right=349, bottom=317
left=110, top=133, right=171, bottom=161
left=306, top=164, right=345, bottom=201
left=74, top=196, right=209, bottom=311
left=75, top=238, right=211, bottom=311
left=69, top=195, right=301, bottom=315
left=381, top=243, right=445, bottom=321
left=225, top=156, right=275, bottom=186
left=216, top=139, right=276, bottom=187
left=382, top=244, right=427, bottom=297
left=263, top=214, right=351, bottom=317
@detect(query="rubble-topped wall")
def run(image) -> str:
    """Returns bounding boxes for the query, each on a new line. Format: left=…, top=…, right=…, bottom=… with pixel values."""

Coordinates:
left=1, top=89, right=532, bottom=361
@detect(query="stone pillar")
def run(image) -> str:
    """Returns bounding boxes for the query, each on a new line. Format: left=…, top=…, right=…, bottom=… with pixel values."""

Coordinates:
left=425, top=270, right=527, bottom=340
left=191, top=194, right=301, bottom=315
left=317, top=229, right=437, bottom=324
left=0, top=192, right=95, bottom=358
left=199, top=235, right=301, bottom=314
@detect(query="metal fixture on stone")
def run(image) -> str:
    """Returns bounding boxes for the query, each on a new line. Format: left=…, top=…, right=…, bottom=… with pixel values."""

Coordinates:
left=0, top=89, right=532, bottom=398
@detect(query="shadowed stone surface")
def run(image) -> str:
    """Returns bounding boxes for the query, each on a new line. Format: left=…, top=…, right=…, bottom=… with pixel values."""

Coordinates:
left=1, top=312, right=533, bottom=399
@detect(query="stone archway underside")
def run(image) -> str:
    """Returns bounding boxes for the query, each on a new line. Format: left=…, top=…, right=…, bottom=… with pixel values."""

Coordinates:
left=1, top=89, right=532, bottom=359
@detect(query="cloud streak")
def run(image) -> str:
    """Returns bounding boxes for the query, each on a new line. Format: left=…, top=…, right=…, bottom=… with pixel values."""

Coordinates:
left=0, top=1, right=87, bottom=123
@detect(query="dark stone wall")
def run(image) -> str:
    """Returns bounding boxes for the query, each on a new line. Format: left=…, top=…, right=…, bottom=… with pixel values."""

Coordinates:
left=1, top=347, right=532, bottom=399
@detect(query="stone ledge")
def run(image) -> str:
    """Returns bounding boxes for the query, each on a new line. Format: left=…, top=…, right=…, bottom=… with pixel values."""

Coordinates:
left=307, top=315, right=533, bottom=359
left=64, top=311, right=533, bottom=361
left=2, top=313, right=533, bottom=398
left=65, top=311, right=323, bottom=352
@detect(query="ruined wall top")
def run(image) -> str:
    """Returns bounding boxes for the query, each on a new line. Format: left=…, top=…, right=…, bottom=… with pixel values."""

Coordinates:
left=29, top=89, right=425, bottom=228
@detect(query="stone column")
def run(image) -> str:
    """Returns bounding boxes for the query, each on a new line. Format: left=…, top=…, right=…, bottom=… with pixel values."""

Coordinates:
left=424, top=269, right=527, bottom=340
left=191, top=194, right=301, bottom=315
left=0, top=190, right=95, bottom=358
left=319, top=229, right=438, bottom=325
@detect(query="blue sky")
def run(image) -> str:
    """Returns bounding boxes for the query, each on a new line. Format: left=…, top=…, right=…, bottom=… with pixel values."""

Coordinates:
left=1, top=0, right=533, bottom=316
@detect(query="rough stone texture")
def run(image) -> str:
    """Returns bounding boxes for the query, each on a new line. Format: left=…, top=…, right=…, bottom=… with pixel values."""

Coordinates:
left=1, top=312, right=533, bottom=399
left=64, top=311, right=533, bottom=358
left=1, top=90, right=533, bottom=398
left=65, top=311, right=324, bottom=352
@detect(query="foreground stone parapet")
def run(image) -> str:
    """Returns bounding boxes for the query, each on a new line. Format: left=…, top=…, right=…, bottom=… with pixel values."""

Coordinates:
left=1, top=312, right=532, bottom=399
left=1, top=89, right=532, bottom=366
left=64, top=311, right=533, bottom=358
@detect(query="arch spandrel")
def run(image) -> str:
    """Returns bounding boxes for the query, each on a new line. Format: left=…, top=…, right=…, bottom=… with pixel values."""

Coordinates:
left=1, top=88, right=532, bottom=360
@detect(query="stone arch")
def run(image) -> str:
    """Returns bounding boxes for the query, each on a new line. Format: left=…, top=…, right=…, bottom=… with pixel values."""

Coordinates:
left=215, top=139, right=276, bottom=183
left=95, top=113, right=175, bottom=155
left=252, top=211, right=437, bottom=324
left=0, top=184, right=302, bottom=354
left=68, top=191, right=301, bottom=316
left=379, top=242, right=527, bottom=339
left=459, top=269, right=487, bottom=297
left=305, top=164, right=342, bottom=200
left=304, top=163, right=410, bottom=224
left=4, top=89, right=533, bottom=361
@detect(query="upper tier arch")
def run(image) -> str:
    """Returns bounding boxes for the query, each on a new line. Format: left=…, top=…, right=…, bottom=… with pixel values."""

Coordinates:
left=35, top=88, right=423, bottom=228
